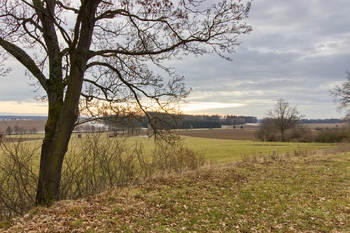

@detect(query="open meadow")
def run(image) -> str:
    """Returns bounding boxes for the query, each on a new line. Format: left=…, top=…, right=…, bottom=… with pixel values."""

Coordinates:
left=0, top=119, right=343, bottom=166
left=2, top=130, right=338, bottom=165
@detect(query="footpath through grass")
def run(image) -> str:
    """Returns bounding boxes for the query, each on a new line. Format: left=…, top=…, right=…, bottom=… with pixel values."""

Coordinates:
left=2, top=148, right=350, bottom=232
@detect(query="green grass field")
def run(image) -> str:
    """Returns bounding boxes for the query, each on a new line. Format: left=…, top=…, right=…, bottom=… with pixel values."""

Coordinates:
left=128, top=135, right=337, bottom=164
left=2, top=132, right=338, bottom=165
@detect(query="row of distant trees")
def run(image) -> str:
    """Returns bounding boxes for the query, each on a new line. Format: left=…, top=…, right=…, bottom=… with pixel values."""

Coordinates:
left=180, top=114, right=257, bottom=125
left=101, top=113, right=257, bottom=131
left=1, top=125, right=38, bottom=135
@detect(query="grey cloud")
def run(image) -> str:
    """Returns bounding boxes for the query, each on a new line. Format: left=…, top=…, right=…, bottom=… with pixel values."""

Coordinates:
left=1, top=0, right=349, bottom=119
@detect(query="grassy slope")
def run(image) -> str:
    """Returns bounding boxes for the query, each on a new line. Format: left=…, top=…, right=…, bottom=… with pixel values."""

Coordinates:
left=1, top=149, right=350, bottom=232
left=179, top=136, right=336, bottom=164
left=123, top=135, right=337, bottom=164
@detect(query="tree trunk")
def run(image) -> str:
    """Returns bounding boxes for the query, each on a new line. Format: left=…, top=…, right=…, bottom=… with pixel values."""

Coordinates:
left=35, top=1, right=100, bottom=206
left=35, top=96, right=80, bottom=206
left=35, top=62, right=85, bottom=206
left=35, top=114, right=79, bottom=205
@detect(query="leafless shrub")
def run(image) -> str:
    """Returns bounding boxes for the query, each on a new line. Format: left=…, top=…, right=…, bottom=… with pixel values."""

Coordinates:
left=61, top=134, right=205, bottom=199
left=0, top=133, right=205, bottom=221
left=0, top=137, right=40, bottom=221
left=60, top=134, right=149, bottom=199
left=314, top=126, right=350, bottom=143
left=150, top=141, right=205, bottom=174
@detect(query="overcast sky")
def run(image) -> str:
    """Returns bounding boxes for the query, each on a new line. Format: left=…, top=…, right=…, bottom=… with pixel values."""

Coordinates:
left=1, top=0, right=350, bottom=119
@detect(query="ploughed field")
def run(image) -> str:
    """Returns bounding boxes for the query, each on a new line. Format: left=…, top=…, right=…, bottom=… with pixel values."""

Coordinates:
left=176, top=125, right=257, bottom=140
left=0, top=120, right=46, bottom=133
left=0, top=120, right=258, bottom=141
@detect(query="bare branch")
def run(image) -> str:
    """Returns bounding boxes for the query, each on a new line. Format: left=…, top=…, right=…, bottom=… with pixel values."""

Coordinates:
left=330, top=72, right=350, bottom=119
left=0, top=37, right=48, bottom=91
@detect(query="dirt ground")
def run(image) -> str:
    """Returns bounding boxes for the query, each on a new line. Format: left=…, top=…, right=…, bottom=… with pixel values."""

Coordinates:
left=0, top=120, right=46, bottom=134
left=176, top=125, right=258, bottom=140
left=303, top=123, right=346, bottom=129
left=0, top=120, right=46, bottom=143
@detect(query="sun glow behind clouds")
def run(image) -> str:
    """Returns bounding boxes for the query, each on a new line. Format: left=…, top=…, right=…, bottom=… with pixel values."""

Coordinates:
left=180, top=102, right=244, bottom=114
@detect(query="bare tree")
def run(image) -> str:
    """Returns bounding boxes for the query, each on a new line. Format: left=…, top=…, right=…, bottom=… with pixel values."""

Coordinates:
left=13, top=125, right=21, bottom=134
left=29, top=127, right=38, bottom=134
left=5, top=126, right=12, bottom=135
left=330, top=72, right=350, bottom=119
left=0, top=0, right=252, bottom=206
left=266, top=99, right=304, bottom=142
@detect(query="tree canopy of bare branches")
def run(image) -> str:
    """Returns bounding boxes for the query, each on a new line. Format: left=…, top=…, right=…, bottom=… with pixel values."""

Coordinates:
left=330, top=72, right=350, bottom=119
left=265, top=99, right=304, bottom=142
left=0, top=0, right=252, bottom=206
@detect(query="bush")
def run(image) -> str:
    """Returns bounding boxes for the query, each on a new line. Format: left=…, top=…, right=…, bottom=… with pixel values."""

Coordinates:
left=255, top=124, right=313, bottom=142
left=283, top=125, right=313, bottom=142
left=314, top=127, right=350, bottom=143
left=0, top=134, right=205, bottom=221
left=0, top=137, right=40, bottom=221
left=150, top=141, right=205, bottom=173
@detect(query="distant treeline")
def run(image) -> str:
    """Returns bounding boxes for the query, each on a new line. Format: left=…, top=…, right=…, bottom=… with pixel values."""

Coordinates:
left=180, top=114, right=257, bottom=128
left=0, top=115, right=47, bottom=120
left=300, top=119, right=341, bottom=124
left=1, top=125, right=38, bottom=135
left=102, top=113, right=257, bottom=130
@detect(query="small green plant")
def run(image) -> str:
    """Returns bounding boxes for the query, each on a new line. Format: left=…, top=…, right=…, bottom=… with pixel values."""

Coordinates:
left=0, top=220, right=12, bottom=230
left=71, top=219, right=83, bottom=228
left=113, top=207, right=124, bottom=214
